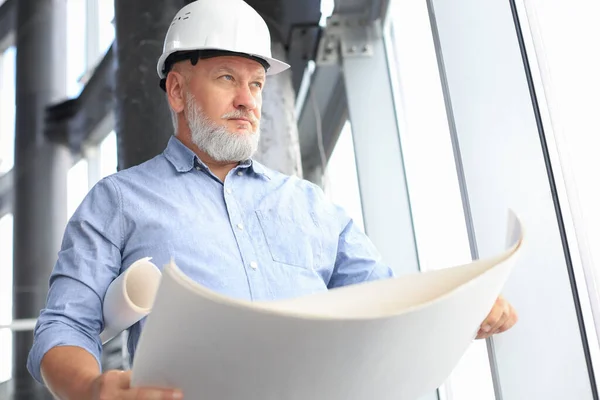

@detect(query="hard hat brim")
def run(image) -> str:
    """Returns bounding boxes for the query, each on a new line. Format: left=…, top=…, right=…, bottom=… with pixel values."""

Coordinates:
left=157, top=48, right=291, bottom=79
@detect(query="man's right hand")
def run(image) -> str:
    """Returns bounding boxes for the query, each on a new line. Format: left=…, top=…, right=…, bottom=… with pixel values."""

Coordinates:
left=40, top=346, right=183, bottom=400
left=88, top=370, right=183, bottom=400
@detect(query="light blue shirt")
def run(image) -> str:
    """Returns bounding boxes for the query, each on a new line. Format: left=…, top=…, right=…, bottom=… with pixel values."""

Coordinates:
left=27, top=136, right=394, bottom=384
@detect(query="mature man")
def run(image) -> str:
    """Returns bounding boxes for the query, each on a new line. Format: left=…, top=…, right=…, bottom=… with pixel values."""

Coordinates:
left=27, top=0, right=517, bottom=398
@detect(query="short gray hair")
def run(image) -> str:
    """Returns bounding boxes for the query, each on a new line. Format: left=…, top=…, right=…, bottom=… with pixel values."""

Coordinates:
left=165, top=66, right=191, bottom=136
left=168, top=101, right=178, bottom=135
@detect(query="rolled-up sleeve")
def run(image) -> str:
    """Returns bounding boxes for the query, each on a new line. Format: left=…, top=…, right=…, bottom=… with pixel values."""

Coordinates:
left=328, top=216, right=395, bottom=289
left=27, top=177, right=123, bottom=384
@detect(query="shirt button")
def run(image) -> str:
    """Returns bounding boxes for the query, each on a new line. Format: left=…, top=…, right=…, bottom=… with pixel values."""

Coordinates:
left=237, top=171, right=243, bottom=176
left=226, top=188, right=232, bottom=194
left=250, top=261, right=258, bottom=270
left=195, top=166, right=201, bottom=171
left=237, top=223, right=244, bottom=230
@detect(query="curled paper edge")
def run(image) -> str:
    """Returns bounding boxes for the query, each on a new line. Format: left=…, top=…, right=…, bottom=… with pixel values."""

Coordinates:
left=99, top=257, right=162, bottom=344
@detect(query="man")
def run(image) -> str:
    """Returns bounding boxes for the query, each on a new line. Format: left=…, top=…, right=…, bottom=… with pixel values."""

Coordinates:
left=27, top=0, right=518, bottom=398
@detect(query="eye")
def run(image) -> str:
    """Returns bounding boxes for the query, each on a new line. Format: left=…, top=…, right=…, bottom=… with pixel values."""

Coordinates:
left=252, top=81, right=263, bottom=89
left=220, top=74, right=234, bottom=81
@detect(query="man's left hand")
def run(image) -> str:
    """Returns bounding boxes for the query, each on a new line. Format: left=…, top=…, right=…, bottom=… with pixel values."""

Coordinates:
left=476, top=295, right=518, bottom=339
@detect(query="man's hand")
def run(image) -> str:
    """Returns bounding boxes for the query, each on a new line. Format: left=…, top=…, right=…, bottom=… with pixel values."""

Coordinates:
left=89, top=370, right=183, bottom=400
left=476, top=295, right=518, bottom=339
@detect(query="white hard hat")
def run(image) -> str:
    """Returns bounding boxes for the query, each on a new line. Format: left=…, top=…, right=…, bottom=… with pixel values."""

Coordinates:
left=157, top=0, right=290, bottom=81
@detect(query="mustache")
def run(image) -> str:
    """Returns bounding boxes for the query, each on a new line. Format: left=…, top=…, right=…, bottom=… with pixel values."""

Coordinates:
left=221, top=110, right=259, bottom=125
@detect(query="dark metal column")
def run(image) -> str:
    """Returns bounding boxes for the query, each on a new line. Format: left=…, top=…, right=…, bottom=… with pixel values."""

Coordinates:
left=113, top=0, right=189, bottom=169
left=13, top=0, right=69, bottom=398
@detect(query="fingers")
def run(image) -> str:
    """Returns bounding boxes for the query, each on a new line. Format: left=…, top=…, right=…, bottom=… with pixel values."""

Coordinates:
left=488, top=302, right=510, bottom=333
left=122, top=387, right=183, bottom=400
left=118, top=370, right=133, bottom=389
left=92, top=370, right=130, bottom=394
left=120, top=387, right=183, bottom=400
left=497, top=304, right=518, bottom=334
left=476, top=296, right=518, bottom=339
left=94, top=369, right=183, bottom=400
left=478, top=298, right=506, bottom=338
left=118, top=370, right=183, bottom=400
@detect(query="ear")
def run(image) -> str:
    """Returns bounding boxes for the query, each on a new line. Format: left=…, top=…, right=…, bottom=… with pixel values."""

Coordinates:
left=165, top=71, right=187, bottom=114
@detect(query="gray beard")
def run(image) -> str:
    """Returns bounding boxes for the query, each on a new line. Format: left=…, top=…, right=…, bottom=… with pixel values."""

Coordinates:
left=185, top=93, right=260, bottom=163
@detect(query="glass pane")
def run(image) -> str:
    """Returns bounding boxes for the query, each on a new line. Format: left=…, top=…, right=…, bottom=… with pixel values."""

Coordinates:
left=518, top=0, right=600, bottom=375
left=67, top=0, right=86, bottom=97
left=385, top=1, right=495, bottom=399
left=67, top=159, right=89, bottom=219
left=324, top=121, right=365, bottom=233
left=0, top=46, right=16, bottom=176
left=99, top=130, right=117, bottom=179
left=98, top=0, right=115, bottom=56
left=521, top=0, right=600, bottom=285
left=386, top=0, right=471, bottom=272
left=0, top=213, right=14, bottom=383
left=319, top=0, right=334, bottom=26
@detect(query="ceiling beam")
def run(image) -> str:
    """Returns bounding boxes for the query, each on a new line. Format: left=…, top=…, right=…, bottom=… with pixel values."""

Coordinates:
left=45, top=45, right=115, bottom=152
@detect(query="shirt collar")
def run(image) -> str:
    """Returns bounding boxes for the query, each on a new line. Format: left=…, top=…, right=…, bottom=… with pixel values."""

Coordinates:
left=164, top=136, right=199, bottom=173
left=164, top=136, right=271, bottom=180
left=246, top=159, right=271, bottom=180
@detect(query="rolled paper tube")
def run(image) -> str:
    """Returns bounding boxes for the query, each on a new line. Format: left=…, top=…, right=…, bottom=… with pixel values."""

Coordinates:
left=100, top=257, right=162, bottom=344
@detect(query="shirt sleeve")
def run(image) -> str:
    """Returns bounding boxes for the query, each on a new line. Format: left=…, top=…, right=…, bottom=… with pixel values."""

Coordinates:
left=27, top=176, right=123, bottom=384
left=328, top=215, right=395, bottom=289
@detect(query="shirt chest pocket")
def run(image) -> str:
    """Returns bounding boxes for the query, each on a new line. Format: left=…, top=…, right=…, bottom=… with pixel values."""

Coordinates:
left=256, top=209, right=322, bottom=270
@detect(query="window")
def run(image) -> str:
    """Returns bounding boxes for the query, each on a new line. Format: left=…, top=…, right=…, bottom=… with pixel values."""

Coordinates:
left=99, top=130, right=117, bottom=180
left=516, top=0, right=600, bottom=378
left=0, top=44, right=15, bottom=384
left=97, top=0, right=115, bottom=58
left=385, top=1, right=494, bottom=399
left=319, top=0, right=334, bottom=27
left=324, top=121, right=365, bottom=232
left=0, top=213, right=14, bottom=383
left=67, top=0, right=86, bottom=97
left=0, top=46, right=15, bottom=176
left=67, top=159, right=89, bottom=219
left=68, top=0, right=115, bottom=92
left=68, top=129, right=116, bottom=219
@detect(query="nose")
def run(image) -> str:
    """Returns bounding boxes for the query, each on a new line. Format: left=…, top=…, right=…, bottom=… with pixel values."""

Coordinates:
left=233, top=85, right=258, bottom=111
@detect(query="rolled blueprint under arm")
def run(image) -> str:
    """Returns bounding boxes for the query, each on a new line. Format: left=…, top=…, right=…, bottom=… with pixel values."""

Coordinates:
left=99, top=257, right=162, bottom=344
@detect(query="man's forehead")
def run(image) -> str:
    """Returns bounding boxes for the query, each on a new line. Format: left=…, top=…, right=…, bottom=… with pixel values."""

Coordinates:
left=205, top=56, right=267, bottom=77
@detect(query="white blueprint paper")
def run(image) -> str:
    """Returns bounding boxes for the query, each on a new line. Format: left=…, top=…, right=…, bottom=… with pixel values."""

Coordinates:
left=130, top=211, right=524, bottom=400
left=99, top=257, right=162, bottom=344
